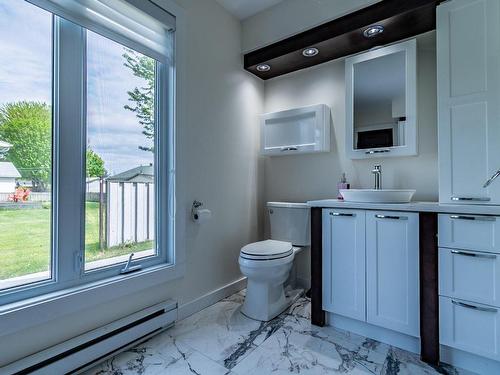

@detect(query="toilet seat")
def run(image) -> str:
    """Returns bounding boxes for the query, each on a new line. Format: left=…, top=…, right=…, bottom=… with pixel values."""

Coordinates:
left=240, top=239, right=293, bottom=260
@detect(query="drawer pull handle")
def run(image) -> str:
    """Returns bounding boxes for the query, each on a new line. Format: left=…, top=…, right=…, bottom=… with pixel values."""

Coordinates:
left=280, top=146, right=298, bottom=152
left=449, top=215, right=496, bottom=222
left=451, top=250, right=496, bottom=259
left=451, top=197, right=491, bottom=202
left=375, top=214, right=407, bottom=220
left=452, top=300, right=497, bottom=313
left=330, top=212, right=355, bottom=217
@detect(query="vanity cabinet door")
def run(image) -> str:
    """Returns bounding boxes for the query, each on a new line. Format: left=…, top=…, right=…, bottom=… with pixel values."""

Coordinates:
left=366, top=211, right=420, bottom=337
left=438, top=0, right=500, bottom=204
left=322, top=209, right=365, bottom=321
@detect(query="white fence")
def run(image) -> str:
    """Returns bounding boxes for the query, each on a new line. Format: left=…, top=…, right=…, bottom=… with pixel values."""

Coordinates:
left=0, top=191, right=51, bottom=202
left=106, top=181, right=155, bottom=247
left=0, top=191, right=98, bottom=202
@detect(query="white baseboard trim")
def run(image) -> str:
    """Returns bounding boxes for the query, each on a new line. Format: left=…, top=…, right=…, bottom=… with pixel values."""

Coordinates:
left=327, top=313, right=420, bottom=355
left=177, top=277, right=247, bottom=321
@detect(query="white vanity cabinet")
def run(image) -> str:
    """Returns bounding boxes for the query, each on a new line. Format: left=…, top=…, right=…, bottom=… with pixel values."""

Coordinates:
left=437, top=0, right=500, bottom=204
left=440, top=296, right=500, bottom=361
left=438, top=213, right=500, bottom=360
left=322, top=209, right=420, bottom=337
left=322, top=209, right=366, bottom=320
left=366, top=211, right=420, bottom=337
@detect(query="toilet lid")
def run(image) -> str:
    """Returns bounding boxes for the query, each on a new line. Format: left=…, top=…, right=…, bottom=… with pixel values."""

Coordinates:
left=240, top=240, right=293, bottom=260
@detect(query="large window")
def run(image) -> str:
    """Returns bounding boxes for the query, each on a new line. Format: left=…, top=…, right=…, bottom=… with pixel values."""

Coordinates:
left=0, top=0, right=175, bottom=305
left=0, top=0, right=53, bottom=291
left=85, top=31, right=157, bottom=271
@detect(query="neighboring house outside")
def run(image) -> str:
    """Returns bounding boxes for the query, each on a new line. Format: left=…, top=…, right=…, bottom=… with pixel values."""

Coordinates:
left=0, top=161, right=21, bottom=193
left=106, top=164, right=154, bottom=183
left=0, top=140, right=21, bottom=194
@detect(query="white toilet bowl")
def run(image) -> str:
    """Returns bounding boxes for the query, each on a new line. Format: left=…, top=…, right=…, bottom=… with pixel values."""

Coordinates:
left=239, top=239, right=300, bottom=321
left=239, top=202, right=310, bottom=322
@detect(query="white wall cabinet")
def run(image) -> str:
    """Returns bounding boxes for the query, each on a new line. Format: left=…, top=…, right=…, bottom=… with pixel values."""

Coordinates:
left=322, top=209, right=365, bottom=320
left=322, top=209, right=419, bottom=337
left=260, top=104, right=330, bottom=156
left=366, top=211, right=420, bottom=337
left=437, top=0, right=500, bottom=204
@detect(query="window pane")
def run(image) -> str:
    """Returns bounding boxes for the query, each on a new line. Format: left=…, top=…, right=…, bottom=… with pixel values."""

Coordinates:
left=0, top=0, right=53, bottom=290
left=85, top=31, right=156, bottom=271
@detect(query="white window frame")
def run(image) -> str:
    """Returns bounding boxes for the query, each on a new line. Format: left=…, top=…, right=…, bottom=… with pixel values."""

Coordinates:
left=0, top=0, right=184, bottom=313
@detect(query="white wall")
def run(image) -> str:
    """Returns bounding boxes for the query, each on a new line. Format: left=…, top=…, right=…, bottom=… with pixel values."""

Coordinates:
left=262, top=33, right=437, bottom=285
left=241, top=0, right=381, bottom=52
left=0, top=0, right=264, bottom=365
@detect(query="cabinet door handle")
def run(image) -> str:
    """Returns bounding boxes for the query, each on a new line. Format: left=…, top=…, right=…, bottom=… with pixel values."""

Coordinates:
left=451, top=196, right=491, bottom=202
left=483, top=169, right=500, bottom=188
left=281, top=146, right=298, bottom=152
left=330, top=212, right=355, bottom=217
left=451, top=250, right=496, bottom=259
left=375, top=214, right=407, bottom=220
left=450, top=215, right=496, bottom=222
left=452, top=300, right=497, bottom=313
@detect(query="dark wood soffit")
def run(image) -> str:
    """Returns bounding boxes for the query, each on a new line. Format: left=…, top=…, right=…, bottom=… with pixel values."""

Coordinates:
left=244, top=0, right=441, bottom=80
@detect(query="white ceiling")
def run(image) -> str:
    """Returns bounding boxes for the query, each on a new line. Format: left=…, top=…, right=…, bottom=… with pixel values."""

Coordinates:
left=216, top=0, right=285, bottom=20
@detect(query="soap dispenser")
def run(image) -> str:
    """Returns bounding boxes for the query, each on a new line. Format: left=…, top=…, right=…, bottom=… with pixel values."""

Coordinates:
left=337, top=172, right=350, bottom=200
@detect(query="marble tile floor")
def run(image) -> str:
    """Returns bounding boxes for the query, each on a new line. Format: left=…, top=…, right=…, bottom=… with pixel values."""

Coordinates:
left=84, top=290, right=475, bottom=375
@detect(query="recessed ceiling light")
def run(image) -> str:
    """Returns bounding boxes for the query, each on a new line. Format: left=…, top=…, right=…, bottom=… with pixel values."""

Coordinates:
left=256, top=64, right=271, bottom=72
left=363, top=25, right=384, bottom=38
left=302, top=47, right=319, bottom=57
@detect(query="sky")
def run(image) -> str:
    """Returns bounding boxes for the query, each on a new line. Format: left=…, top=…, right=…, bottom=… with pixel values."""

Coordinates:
left=0, top=0, right=154, bottom=176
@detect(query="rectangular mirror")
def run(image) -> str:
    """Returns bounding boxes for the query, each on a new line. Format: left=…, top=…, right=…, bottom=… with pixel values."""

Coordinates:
left=345, top=39, right=417, bottom=159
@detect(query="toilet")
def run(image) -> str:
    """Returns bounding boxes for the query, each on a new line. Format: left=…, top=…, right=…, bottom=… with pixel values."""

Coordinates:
left=239, top=202, right=310, bottom=321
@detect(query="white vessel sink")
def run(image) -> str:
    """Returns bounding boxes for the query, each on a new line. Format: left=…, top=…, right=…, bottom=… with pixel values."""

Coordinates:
left=339, top=189, right=416, bottom=203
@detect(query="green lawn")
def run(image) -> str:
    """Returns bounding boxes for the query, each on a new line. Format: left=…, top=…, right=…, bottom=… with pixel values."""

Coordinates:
left=0, top=202, right=153, bottom=280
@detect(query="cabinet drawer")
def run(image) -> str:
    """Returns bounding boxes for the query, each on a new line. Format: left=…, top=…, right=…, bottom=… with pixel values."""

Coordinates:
left=440, top=296, right=500, bottom=361
left=439, top=248, right=500, bottom=307
left=438, top=213, right=500, bottom=253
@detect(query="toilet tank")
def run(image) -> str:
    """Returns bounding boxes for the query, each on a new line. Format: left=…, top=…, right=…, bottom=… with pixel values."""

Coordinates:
left=267, top=202, right=310, bottom=246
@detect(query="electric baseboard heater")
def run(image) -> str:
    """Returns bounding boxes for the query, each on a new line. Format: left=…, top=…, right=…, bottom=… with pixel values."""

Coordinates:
left=1, top=300, right=177, bottom=375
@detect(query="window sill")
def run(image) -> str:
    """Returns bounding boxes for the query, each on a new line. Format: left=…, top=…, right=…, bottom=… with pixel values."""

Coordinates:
left=85, top=249, right=156, bottom=271
left=0, top=261, right=185, bottom=337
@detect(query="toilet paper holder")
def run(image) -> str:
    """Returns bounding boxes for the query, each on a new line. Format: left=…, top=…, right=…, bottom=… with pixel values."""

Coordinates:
left=191, top=200, right=212, bottom=223
left=191, top=200, right=203, bottom=221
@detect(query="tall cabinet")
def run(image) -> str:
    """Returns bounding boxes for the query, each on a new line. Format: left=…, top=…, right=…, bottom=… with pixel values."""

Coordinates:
left=437, top=0, right=500, bottom=365
left=438, top=0, right=500, bottom=204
